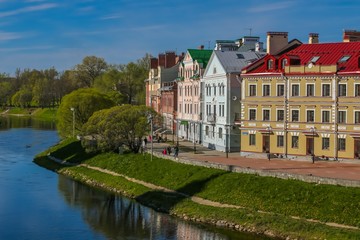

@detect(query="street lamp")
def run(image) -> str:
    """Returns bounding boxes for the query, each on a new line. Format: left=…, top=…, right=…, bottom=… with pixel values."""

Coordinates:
left=70, top=107, right=75, bottom=138
left=266, top=126, right=272, bottom=161
left=310, top=127, right=316, bottom=163
left=193, top=122, right=196, bottom=154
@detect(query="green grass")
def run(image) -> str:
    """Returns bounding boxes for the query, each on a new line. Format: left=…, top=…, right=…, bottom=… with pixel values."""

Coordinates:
left=32, top=108, right=57, bottom=121
left=34, top=139, right=360, bottom=239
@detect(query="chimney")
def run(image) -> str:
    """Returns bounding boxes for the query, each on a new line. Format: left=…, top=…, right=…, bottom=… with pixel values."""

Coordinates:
left=308, top=33, right=319, bottom=44
left=165, top=51, right=176, bottom=68
left=343, top=29, right=360, bottom=42
left=158, top=53, right=165, bottom=67
left=266, top=31, right=288, bottom=55
left=198, top=45, right=204, bottom=50
left=150, top=57, right=158, bottom=69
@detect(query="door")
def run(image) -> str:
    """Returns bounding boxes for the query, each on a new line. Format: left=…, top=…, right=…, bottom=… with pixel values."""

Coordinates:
left=263, top=135, right=269, bottom=152
left=306, top=137, right=314, bottom=155
left=354, top=139, right=360, bottom=159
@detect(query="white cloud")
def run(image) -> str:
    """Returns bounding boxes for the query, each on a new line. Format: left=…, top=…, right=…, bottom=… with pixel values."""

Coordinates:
left=0, top=31, right=23, bottom=41
left=247, top=1, right=293, bottom=13
left=0, top=3, right=59, bottom=18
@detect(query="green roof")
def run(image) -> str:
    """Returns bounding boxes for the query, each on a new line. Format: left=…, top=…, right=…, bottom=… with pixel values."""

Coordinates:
left=187, top=49, right=212, bottom=68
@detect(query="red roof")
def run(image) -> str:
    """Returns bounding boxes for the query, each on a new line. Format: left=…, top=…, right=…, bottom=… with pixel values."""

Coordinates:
left=243, top=41, right=360, bottom=75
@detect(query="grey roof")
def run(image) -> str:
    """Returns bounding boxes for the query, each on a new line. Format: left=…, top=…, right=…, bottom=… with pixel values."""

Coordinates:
left=214, top=50, right=266, bottom=73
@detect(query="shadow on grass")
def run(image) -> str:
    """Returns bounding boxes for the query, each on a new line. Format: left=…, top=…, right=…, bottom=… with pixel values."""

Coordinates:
left=136, top=172, right=227, bottom=213
left=50, top=140, right=96, bottom=164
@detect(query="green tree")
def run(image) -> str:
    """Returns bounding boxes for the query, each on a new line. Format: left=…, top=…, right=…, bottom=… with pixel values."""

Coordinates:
left=82, top=105, right=158, bottom=153
left=75, top=56, right=108, bottom=87
left=11, top=88, right=32, bottom=107
left=56, top=88, right=115, bottom=138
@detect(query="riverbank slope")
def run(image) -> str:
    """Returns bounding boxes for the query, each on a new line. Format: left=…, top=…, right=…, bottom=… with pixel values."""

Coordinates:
left=34, top=139, right=360, bottom=240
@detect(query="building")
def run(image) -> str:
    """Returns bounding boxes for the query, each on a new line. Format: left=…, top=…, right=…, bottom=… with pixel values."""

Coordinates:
left=176, top=47, right=212, bottom=144
left=145, top=52, right=183, bottom=135
left=214, top=36, right=264, bottom=52
left=201, top=50, right=265, bottom=152
left=239, top=31, right=360, bottom=161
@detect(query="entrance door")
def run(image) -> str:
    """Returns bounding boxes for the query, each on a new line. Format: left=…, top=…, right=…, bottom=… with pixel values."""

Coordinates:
left=263, top=135, right=269, bottom=152
left=354, top=139, right=360, bottom=159
left=306, top=137, right=314, bottom=155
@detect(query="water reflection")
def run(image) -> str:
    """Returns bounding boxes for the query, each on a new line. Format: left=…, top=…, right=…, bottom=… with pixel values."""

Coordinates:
left=0, top=115, right=56, bottom=130
left=58, top=176, right=271, bottom=240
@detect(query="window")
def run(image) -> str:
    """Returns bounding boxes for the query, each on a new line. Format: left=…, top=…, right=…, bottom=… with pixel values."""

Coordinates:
left=355, top=84, right=360, bottom=97
left=263, top=109, right=270, bottom=121
left=307, top=110, right=315, bottom=122
left=338, top=111, right=346, bottom=123
left=277, top=109, right=284, bottom=121
left=267, top=59, right=273, bottom=70
left=339, top=55, right=351, bottom=63
left=219, top=127, right=223, bottom=139
left=277, top=135, right=284, bottom=147
left=213, top=67, right=217, bottom=74
left=322, top=110, right=330, bottom=123
left=249, top=109, right=256, bottom=120
left=322, top=84, right=330, bottom=97
left=291, top=84, right=299, bottom=96
left=281, top=59, right=287, bottom=69
left=291, top=136, right=299, bottom=148
left=291, top=110, right=299, bottom=122
left=338, top=84, right=347, bottom=97
left=355, top=111, right=360, bottom=124
left=205, top=126, right=209, bottom=136
left=277, top=84, right=284, bottom=96
left=322, top=137, right=330, bottom=150
left=338, top=138, right=346, bottom=151
left=213, top=85, right=216, bottom=96
left=306, top=84, right=315, bottom=96
left=249, top=85, right=256, bottom=96
left=249, top=134, right=256, bottom=146
left=310, top=56, right=320, bottom=63
left=263, top=85, right=270, bottom=96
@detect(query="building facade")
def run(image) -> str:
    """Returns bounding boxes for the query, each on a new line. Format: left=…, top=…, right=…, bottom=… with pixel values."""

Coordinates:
left=201, top=50, right=265, bottom=152
left=176, top=48, right=212, bottom=144
left=240, top=31, right=360, bottom=161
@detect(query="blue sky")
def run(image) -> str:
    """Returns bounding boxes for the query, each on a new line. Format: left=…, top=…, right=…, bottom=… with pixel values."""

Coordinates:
left=0, top=0, right=359, bottom=75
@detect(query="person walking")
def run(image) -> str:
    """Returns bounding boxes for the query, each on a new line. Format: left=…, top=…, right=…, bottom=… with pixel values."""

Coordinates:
left=167, top=146, right=172, bottom=155
left=174, top=145, right=179, bottom=158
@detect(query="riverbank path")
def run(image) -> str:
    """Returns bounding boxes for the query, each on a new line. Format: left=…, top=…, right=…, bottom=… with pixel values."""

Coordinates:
left=149, top=136, right=360, bottom=186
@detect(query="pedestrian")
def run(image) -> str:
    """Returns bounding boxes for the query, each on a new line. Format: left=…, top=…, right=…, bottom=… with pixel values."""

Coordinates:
left=162, top=148, right=167, bottom=155
left=167, top=146, right=172, bottom=155
left=143, top=137, right=147, bottom=146
left=174, top=145, right=179, bottom=157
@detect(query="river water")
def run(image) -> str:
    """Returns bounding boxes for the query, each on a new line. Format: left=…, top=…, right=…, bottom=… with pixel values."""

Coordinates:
left=0, top=116, right=272, bottom=240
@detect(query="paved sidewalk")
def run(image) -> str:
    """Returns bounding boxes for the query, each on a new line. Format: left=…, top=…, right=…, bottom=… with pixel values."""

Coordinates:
left=149, top=137, right=360, bottom=186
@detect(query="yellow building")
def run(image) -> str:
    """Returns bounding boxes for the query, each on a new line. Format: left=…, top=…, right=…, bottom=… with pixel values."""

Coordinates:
left=239, top=32, right=360, bottom=161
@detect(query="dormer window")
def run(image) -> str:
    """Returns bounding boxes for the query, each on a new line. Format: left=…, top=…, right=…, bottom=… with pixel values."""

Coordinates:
left=281, top=58, right=287, bottom=69
left=267, top=59, right=273, bottom=70
left=339, top=55, right=351, bottom=63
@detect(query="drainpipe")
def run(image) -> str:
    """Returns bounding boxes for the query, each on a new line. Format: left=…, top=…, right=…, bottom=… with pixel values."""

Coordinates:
left=235, top=74, right=242, bottom=154
left=282, top=73, right=289, bottom=158
left=333, top=73, right=339, bottom=161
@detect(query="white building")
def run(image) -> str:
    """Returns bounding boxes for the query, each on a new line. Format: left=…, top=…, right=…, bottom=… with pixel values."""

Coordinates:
left=201, top=51, right=265, bottom=152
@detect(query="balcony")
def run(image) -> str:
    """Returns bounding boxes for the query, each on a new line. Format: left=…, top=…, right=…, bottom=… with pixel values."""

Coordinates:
left=207, top=114, right=216, bottom=124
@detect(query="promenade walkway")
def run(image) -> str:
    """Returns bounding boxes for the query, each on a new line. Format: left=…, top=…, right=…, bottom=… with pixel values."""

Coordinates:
left=149, top=137, right=360, bottom=187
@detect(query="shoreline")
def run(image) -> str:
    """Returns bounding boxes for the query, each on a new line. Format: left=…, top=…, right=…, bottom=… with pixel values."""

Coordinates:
left=34, top=148, right=360, bottom=240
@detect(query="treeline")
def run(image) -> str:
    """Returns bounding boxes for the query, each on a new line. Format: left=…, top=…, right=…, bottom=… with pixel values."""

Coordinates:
left=0, top=55, right=149, bottom=108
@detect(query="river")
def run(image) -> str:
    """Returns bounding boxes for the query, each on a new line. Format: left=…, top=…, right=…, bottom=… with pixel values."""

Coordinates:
left=0, top=116, right=272, bottom=240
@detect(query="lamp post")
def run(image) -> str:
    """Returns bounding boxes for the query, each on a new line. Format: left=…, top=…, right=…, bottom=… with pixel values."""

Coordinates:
left=266, top=126, right=272, bottom=161
left=193, top=122, right=196, bottom=154
left=70, top=107, right=75, bottom=138
left=310, top=127, right=316, bottom=163
left=225, top=125, right=230, bottom=158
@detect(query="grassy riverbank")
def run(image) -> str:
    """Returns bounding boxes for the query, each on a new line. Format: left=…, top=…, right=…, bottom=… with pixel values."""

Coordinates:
left=34, top=139, right=360, bottom=240
left=1, top=107, right=57, bottom=121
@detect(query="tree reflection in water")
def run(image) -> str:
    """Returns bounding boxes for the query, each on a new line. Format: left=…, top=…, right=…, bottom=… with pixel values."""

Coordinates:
left=57, top=176, right=272, bottom=240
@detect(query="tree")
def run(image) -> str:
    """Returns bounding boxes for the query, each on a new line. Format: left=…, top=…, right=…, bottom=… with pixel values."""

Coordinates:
left=56, top=88, right=115, bottom=138
left=75, top=56, right=108, bottom=87
left=82, top=105, right=158, bottom=153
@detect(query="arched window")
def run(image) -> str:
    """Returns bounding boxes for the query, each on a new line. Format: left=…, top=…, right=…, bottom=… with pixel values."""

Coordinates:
left=267, top=59, right=273, bottom=70
left=282, top=58, right=287, bottom=69
left=205, top=126, right=209, bottom=136
left=219, top=127, right=223, bottom=139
